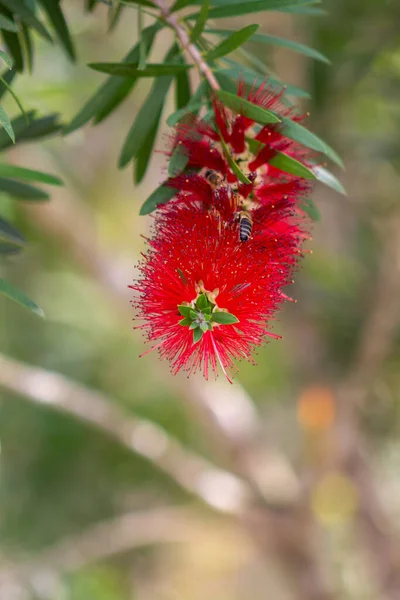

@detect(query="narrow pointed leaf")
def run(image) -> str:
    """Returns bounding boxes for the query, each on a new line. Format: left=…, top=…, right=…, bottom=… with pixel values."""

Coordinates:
left=193, top=327, right=203, bottom=343
left=0, top=164, right=62, bottom=185
left=0, top=105, right=14, bottom=142
left=280, top=117, right=344, bottom=169
left=219, top=135, right=250, bottom=184
left=0, top=216, right=26, bottom=246
left=217, top=65, right=310, bottom=98
left=140, top=183, right=178, bottom=215
left=134, top=106, right=162, bottom=184
left=168, top=144, right=189, bottom=178
left=208, top=29, right=329, bottom=63
left=1, top=0, right=52, bottom=42
left=39, top=0, right=75, bottom=61
left=0, top=178, right=49, bottom=199
left=269, top=152, right=316, bottom=179
left=211, top=311, right=239, bottom=325
left=0, top=68, right=16, bottom=100
left=0, top=49, right=12, bottom=69
left=216, top=89, right=280, bottom=124
left=88, top=62, right=192, bottom=77
left=0, top=278, right=44, bottom=317
left=299, top=197, right=320, bottom=221
left=188, top=0, right=320, bottom=19
left=167, top=103, right=203, bottom=127
left=0, top=14, right=19, bottom=31
left=0, top=112, right=61, bottom=150
left=205, top=24, right=259, bottom=61
left=190, top=0, right=209, bottom=43
left=175, top=59, right=191, bottom=110
left=1, top=17, right=24, bottom=71
left=65, top=23, right=160, bottom=133
left=119, top=48, right=175, bottom=168
left=313, top=165, right=346, bottom=195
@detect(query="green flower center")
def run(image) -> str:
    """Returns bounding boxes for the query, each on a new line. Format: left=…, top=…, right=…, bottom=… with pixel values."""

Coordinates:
left=178, top=285, right=239, bottom=345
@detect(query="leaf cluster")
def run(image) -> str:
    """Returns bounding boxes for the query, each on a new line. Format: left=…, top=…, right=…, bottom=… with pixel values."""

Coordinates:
left=0, top=0, right=344, bottom=315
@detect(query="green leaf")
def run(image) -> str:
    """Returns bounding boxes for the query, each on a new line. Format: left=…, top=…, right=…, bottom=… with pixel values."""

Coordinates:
left=214, top=71, right=237, bottom=94
left=279, top=117, right=344, bottom=169
left=216, top=89, right=280, bottom=125
left=195, top=293, right=208, bottom=310
left=0, top=14, right=19, bottom=31
left=0, top=9, right=24, bottom=72
left=0, top=49, right=12, bottom=69
left=190, top=0, right=209, bottom=43
left=200, top=322, right=209, bottom=333
left=218, top=65, right=309, bottom=99
left=109, top=1, right=124, bottom=32
left=0, top=278, right=44, bottom=317
left=0, top=68, right=16, bottom=100
left=20, top=22, right=34, bottom=73
left=139, top=183, right=178, bottom=215
left=205, top=24, right=259, bottom=61
left=312, top=165, right=346, bottom=195
left=168, top=144, right=189, bottom=178
left=166, top=103, right=203, bottom=127
left=134, top=107, right=163, bottom=184
left=65, top=23, right=160, bottom=133
left=0, top=178, right=49, bottom=200
left=188, top=0, right=320, bottom=19
left=0, top=163, right=62, bottom=186
left=39, top=0, right=76, bottom=61
left=168, top=79, right=206, bottom=126
left=0, top=105, right=14, bottom=142
left=208, top=29, right=329, bottom=63
left=190, top=321, right=199, bottom=330
left=0, top=216, right=26, bottom=246
left=269, top=152, right=316, bottom=179
left=1, top=0, right=52, bottom=42
left=178, top=305, right=192, bottom=317
left=219, top=135, right=251, bottom=184
left=0, top=111, right=61, bottom=150
left=211, top=311, right=239, bottom=325
left=299, top=197, right=320, bottom=221
left=119, top=70, right=174, bottom=168
left=88, top=62, right=192, bottom=77
left=175, top=58, right=191, bottom=110
left=193, top=327, right=203, bottom=343
left=179, top=317, right=192, bottom=326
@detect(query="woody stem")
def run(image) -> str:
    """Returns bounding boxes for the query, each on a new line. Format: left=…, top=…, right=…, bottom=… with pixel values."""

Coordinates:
left=153, top=0, right=220, bottom=91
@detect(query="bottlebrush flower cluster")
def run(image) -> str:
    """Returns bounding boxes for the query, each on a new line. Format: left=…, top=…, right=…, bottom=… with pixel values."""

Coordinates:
left=131, top=81, right=315, bottom=382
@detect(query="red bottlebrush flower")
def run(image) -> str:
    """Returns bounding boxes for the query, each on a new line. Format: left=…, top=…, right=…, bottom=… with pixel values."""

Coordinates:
left=131, top=79, right=316, bottom=381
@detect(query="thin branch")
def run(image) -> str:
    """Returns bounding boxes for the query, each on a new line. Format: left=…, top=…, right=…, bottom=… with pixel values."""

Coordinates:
left=0, top=353, right=251, bottom=515
left=153, top=0, right=220, bottom=91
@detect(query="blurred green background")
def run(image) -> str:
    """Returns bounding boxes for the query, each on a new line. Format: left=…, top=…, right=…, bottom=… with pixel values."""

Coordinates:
left=1, top=1, right=400, bottom=599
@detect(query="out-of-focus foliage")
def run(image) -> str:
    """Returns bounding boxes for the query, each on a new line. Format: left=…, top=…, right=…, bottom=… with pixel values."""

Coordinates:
left=1, top=1, right=400, bottom=600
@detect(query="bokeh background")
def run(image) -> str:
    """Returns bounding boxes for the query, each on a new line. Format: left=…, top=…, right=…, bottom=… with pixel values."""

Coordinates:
left=1, top=1, right=400, bottom=599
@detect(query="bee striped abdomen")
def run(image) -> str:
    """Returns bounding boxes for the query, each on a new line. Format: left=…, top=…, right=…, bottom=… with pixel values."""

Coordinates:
left=239, top=212, right=253, bottom=242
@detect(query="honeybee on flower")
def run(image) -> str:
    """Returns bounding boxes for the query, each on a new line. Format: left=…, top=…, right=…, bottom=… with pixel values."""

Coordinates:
left=130, top=80, right=316, bottom=382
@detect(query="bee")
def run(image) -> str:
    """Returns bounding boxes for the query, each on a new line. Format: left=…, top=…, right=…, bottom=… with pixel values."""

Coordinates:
left=233, top=192, right=253, bottom=243
left=205, top=169, right=225, bottom=190
left=238, top=210, right=253, bottom=242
